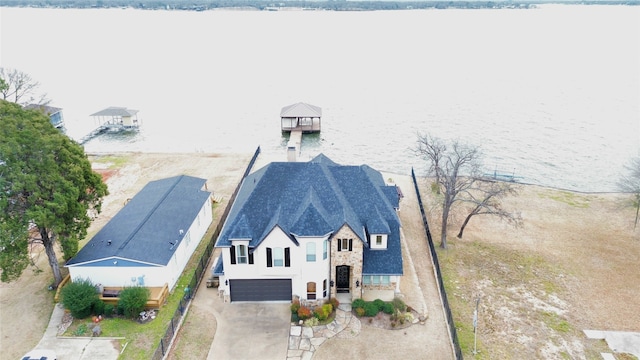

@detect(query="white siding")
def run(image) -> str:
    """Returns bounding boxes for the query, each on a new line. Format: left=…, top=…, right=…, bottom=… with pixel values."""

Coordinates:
left=220, top=227, right=332, bottom=301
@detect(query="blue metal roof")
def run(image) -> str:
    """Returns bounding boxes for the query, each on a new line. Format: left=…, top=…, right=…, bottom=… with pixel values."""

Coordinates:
left=216, top=154, right=402, bottom=275
left=66, top=175, right=211, bottom=267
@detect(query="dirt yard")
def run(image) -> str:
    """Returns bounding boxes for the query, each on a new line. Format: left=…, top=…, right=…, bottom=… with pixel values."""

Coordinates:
left=0, top=152, right=253, bottom=360
left=1, top=152, right=638, bottom=360
left=420, top=179, right=640, bottom=359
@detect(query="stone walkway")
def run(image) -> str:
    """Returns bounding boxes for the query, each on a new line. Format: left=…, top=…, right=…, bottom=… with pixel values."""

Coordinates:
left=287, top=304, right=361, bottom=360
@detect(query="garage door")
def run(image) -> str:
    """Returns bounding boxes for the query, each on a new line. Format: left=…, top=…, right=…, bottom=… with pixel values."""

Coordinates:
left=229, top=279, right=292, bottom=302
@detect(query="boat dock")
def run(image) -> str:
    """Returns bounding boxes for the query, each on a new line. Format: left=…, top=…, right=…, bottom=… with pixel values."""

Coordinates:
left=286, top=130, right=303, bottom=161
left=78, top=125, right=110, bottom=145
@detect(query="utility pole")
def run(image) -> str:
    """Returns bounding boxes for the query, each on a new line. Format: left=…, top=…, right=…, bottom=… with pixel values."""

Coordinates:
left=473, top=296, right=480, bottom=356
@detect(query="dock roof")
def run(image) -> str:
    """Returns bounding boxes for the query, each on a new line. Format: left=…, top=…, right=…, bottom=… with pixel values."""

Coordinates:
left=280, top=102, right=322, bottom=118
left=91, top=106, right=138, bottom=117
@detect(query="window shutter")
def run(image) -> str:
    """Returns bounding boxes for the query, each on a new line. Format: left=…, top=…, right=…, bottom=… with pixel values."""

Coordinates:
left=266, top=248, right=273, bottom=267
left=285, top=247, right=290, bottom=267
left=338, top=239, right=342, bottom=252
left=249, top=250, right=254, bottom=265
left=230, top=246, right=236, bottom=264
left=348, top=239, right=353, bottom=251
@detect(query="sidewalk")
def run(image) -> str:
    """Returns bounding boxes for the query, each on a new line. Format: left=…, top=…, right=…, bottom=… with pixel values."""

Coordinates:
left=33, top=303, right=121, bottom=360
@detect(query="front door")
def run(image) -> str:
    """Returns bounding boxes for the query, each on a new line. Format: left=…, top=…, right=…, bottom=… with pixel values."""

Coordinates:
left=336, top=265, right=350, bottom=293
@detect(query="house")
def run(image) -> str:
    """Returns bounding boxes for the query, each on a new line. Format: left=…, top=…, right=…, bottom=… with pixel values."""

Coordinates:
left=24, top=104, right=65, bottom=128
left=280, top=102, right=322, bottom=133
left=214, top=154, right=403, bottom=303
left=66, top=175, right=213, bottom=292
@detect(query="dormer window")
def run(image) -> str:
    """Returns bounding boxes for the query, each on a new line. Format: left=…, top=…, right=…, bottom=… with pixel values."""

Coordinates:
left=370, top=234, right=387, bottom=249
left=237, top=245, right=248, bottom=264
left=230, top=242, right=254, bottom=265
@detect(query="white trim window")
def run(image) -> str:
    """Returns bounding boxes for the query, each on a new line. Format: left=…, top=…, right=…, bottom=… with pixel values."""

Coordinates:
left=306, top=242, right=316, bottom=262
left=230, top=244, right=253, bottom=265
left=323, top=240, right=328, bottom=260
left=363, top=275, right=390, bottom=285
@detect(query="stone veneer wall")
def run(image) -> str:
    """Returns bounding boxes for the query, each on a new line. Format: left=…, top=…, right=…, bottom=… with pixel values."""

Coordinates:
left=330, top=225, right=363, bottom=301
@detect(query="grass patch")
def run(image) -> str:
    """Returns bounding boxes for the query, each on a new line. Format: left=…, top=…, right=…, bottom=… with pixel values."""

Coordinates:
left=540, top=190, right=590, bottom=208
left=542, top=311, right=571, bottom=333
left=91, top=154, right=130, bottom=169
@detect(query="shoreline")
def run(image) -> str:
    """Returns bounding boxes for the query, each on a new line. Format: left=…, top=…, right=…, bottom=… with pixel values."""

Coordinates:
left=87, top=150, right=631, bottom=195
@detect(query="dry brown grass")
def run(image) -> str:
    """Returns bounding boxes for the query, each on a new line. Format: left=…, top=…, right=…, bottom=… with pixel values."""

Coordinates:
left=419, top=178, right=640, bottom=359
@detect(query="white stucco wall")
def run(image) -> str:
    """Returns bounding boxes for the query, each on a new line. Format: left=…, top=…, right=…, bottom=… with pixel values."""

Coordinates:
left=220, top=227, right=331, bottom=300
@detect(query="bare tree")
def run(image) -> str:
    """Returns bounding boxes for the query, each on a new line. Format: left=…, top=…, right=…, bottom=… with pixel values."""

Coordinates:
left=415, top=133, right=446, bottom=189
left=415, top=133, right=521, bottom=248
left=415, top=134, right=482, bottom=249
left=0, top=67, right=49, bottom=105
left=618, top=155, right=640, bottom=230
left=456, top=179, right=522, bottom=238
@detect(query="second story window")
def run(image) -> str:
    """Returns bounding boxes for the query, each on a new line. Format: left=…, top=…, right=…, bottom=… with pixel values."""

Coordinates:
left=267, top=247, right=291, bottom=268
left=306, top=242, right=316, bottom=262
left=236, top=244, right=248, bottom=264
left=230, top=244, right=253, bottom=265
left=337, top=238, right=352, bottom=252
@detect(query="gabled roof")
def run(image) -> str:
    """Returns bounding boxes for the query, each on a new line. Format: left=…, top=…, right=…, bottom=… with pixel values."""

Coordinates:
left=280, top=102, right=322, bottom=118
left=216, top=154, right=402, bottom=275
left=90, top=106, right=138, bottom=117
left=67, top=175, right=211, bottom=267
left=24, top=104, right=62, bottom=115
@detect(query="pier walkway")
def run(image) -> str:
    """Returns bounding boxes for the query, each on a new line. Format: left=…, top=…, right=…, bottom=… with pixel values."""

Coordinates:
left=287, top=129, right=303, bottom=161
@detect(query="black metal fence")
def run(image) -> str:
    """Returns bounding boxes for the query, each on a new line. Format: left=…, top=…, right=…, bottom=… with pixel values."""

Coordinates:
left=411, top=168, right=463, bottom=360
left=151, top=146, right=262, bottom=360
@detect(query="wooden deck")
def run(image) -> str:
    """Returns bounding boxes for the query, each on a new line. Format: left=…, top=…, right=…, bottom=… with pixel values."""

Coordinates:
left=54, top=274, right=169, bottom=310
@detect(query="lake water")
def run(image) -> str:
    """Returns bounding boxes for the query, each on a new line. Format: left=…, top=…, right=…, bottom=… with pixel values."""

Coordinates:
left=1, top=5, right=638, bottom=192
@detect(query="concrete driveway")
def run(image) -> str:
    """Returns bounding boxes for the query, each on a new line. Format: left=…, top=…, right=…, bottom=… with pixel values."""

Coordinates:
left=206, top=302, right=291, bottom=360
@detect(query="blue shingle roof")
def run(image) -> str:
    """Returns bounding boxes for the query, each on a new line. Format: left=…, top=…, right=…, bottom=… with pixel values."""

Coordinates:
left=216, top=154, right=402, bottom=275
left=66, top=175, right=211, bottom=267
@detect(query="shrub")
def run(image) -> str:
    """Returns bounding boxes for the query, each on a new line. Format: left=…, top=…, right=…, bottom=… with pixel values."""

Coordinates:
left=304, top=317, right=318, bottom=327
left=61, top=278, right=99, bottom=319
left=328, top=297, right=340, bottom=310
left=355, top=307, right=366, bottom=317
left=363, top=302, right=379, bottom=317
left=352, top=298, right=366, bottom=309
left=290, top=299, right=301, bottom=314
left=392, top=297, right=407, bottom=312
left=314, top=303, right=332, bottom=321
left=103, top=303, right=115, bottom=317
left=92, top=299, right=105, bottom=315
left=118, top=286, right=150, bottom=319
left=297, top=306, right=312, bottom=320
left=381, top=302, right=394, bottom=315
left=291, top=312, right=300, bottom=323
left=373, top=299, right=385, bottom=311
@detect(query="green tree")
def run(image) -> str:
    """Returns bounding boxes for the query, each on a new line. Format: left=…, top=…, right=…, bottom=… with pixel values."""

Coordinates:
left=0, top=100, right=108, bottom=286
